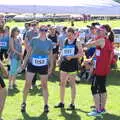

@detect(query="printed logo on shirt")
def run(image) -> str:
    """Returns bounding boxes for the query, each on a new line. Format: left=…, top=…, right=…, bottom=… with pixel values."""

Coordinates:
left=0, top=42, right=7, bottom=47
left=32, top=55, right=48, bottom=67
left=62, top=45, right=75, bottom=57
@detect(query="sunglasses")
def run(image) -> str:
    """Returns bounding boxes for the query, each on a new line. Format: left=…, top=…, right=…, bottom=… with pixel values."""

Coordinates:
left=16, top=30, right=20, bottom=33
left=32, top=24, right=37, bottom=26
left=39, top=28, right=48, bottom=32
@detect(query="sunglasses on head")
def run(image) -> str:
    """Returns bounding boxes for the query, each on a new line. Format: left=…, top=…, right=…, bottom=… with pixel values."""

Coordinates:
left=39, top=28, right=48, bottom=32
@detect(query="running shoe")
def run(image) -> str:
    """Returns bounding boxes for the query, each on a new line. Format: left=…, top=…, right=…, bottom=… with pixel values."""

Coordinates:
left=67, top=104, right=75, bottom=110
left=44, top=104, right=49, bottom=113
left=54, top=102, right=64, bottom=108
left=87, top=110, right=102, bottom=116
left=21, top=103, right=26, bottom=112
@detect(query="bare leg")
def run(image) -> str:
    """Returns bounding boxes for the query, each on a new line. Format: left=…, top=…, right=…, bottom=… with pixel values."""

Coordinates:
left=60, top=71, right=68, bottom=103
left=69, top=75, right=76, bottom=104
left=100, top=93, right=107, bottom=110
left=8, top=75, right=12, bottom=89
left=22, top=72, right=34, bottom=103
left=0, top=87, right=7, bottom=119
left=40, top=75, right=48, bottom=105
left=93, top=94, right=101, bottom=111
left=12, top=75, right=16, bottom=85
left=52, top=54, right=57, bottom=74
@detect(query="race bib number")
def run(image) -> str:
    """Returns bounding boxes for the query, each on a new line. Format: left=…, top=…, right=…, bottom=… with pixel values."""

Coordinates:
left=32, top=55, right=48, bottom=67
left=96, top=49, right=100, bottom=56
left=0, top=42, right=7, bottom=47
left=62, top=45, right=75, bottom=57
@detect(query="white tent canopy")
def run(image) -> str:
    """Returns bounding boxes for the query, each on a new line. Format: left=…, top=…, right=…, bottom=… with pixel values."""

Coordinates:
left=0, top=0, right=120, bottom=15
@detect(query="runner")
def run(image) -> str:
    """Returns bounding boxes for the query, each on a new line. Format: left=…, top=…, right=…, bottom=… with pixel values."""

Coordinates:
left=0, top=61, right=8, bottom=120
left=0, top=15, right=8, bottom=120
left=0, top=16, right=9, bottom=62
left=48, top=26, right=59, bottom=75
left=85, top=25, right=114, bottom=116
left=55, top=27, right=83, bottom=110
left=24, top=20, right=39, bottom=88
left=21, top=25, right=53, bottom=113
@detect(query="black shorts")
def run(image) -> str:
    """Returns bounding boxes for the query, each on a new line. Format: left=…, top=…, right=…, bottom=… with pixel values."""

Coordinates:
left=27, top=62, right=48, bottom=75
left=0, top=76, right=5, bottom=88
left=53, top=47, right=59, bottom=54
left=91, top=75, right=107, bottom=94
left=0, top=49, right=8, bottom=61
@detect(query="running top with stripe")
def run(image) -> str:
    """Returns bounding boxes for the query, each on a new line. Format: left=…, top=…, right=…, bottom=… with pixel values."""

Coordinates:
left=60, top=39, right=79, bottom=72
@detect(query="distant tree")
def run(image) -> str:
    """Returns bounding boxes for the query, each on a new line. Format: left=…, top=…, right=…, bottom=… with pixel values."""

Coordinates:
left=113, top=0, right=120, bottom=3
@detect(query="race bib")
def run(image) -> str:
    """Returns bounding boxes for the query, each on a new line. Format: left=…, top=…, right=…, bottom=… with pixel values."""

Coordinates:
left=32, top=55, right=48, bottom=67
left=0, top=42, right=7, bottom=47
left=62, top=45, right=75, bottom=57
left=96, top=49, right=100, bottom=56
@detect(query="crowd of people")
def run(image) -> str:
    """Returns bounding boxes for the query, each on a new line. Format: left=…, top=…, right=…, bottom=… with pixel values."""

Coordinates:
left=0, top=14, right=118, bottom=120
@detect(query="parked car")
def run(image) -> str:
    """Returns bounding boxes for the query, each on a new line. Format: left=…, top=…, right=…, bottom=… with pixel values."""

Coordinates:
left=112, top=28, right=120, bottom=43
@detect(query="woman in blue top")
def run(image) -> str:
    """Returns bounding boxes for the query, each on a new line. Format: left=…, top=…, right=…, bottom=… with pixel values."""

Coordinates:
left=21, top=25, right=53, bottom=113
left=8, top=27, right=22, bottom=90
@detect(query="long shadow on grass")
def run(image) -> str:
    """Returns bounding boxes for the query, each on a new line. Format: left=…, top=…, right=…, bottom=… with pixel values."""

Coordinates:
left=22, top=112, right=49, bottom=120
left=8, top=87, right=20, bottom=96
left=16, top=73, right=25, bottom=80
left=76, top=70, right=120, bottom=86
left=107, top=70, right=120, bottom=86
left=94, top=113, right=120, bottom=120
left=29, top=87, right=43, bottom=96
left=60, top=108, right=81, bottom=120
left=48, top=71, right=60, bottom=83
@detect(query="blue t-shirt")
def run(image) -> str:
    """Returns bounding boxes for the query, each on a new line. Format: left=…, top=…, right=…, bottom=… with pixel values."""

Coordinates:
left=25, top=29, right=39, bottom=41
left=86, top=47, right=96, bottom=58
left=29, top=37, right=53, bottom=64
left=0, top=34, right=10, bottom=50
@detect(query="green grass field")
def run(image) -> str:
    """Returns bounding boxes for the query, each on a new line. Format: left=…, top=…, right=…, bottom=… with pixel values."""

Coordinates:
left=6, top=19, right=120, bottom=28
left=2, top=61, right=120, bottom=120
left=2, top=20, right=120, bottom=120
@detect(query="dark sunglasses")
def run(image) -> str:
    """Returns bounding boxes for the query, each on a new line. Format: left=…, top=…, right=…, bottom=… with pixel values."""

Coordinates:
left=32, top=24, right=37, bottom=26
left=39, top=28, right=48, bottom=32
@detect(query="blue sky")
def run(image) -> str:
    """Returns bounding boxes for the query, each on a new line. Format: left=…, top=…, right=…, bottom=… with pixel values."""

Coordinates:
left=0, top=0, right=118, bottom=6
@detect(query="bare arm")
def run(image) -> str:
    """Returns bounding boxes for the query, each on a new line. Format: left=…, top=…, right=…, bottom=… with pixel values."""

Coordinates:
left=75, top=40, right=84, bottom=58
left=0, top=61, right=8, bottom=77
left=22, top=47, right=32, bottom=68
left=49, top=50, right=53, bottom=70
left=24, top=36, right=29, bottom=51
left=9, top=38, right=22, bottom=56
left=85, top=38, right=105, bottom=48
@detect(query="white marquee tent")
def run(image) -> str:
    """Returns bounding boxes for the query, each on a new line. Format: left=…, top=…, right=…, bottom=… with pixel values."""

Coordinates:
left=0, top=0, right=120, bottom=15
